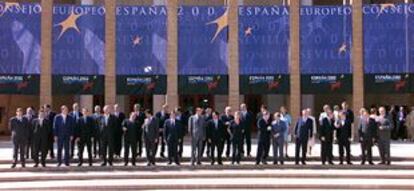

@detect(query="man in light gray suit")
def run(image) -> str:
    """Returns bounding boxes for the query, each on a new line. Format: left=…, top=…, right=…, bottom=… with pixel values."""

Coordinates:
left=377, top=107, right=392, bottom=165
left=143, top=110, right=159, bottom=166
left=188, top=107, right=206, bottom=165
left=271, top=112, right=287, bottom=165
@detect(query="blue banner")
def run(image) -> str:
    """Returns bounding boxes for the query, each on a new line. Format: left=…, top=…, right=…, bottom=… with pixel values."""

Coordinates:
left=52, top=4, right=105, bottom=75
left=0, top=3, right=41, bottom=75
left=300, top=6, right=352, bottom=74
left=178, top=6, right=228, bottom=75
left=363, top=4, right=407, bottom=74
left=239, top=6, right=289, bottom=75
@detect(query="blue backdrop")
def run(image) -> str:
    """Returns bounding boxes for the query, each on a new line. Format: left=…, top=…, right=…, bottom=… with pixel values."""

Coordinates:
left=52, top=4, right=105, bottom=75
left=239, top=6, right=289, bottom=75
left=300, top=6, right=352, bottom=74
left=178, top=6, right=228, bottom=75
left=0, top=3, right=41, bottom=74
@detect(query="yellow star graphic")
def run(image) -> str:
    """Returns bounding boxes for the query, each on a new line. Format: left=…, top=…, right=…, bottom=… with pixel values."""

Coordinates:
left=338, top=43, right=347, bottom=54
left=133, top=36, right=142, bottom=46
left=244, top=27, right=253, bottom=36
left=377, top=3, right=396, bottom=17
left=206, top=9, right=228, bottom=43
left=0, top=2, right=20, bottom=17
left=54, top=11, right=83, bottom=40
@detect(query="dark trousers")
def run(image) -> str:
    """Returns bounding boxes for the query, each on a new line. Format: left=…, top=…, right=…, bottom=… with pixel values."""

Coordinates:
left=57, top=137, right=70, bottom=165
left=155, top=131, right=165, bottom=157
left=210, top=140, right=223, bottom=164
left=114, top=134, right=122, bottom=156
left=321, top=141, right=333, bottom=163
left=78, top=140, right=92, bottom=165
left=232, top=140, right=242, bottom=163
left=70, top=137, right=76, bottom=159
left=167, top=140, right=179, bottom=164
left=25, top=137, right=32, bottom=159
left=295, top=138, right=308, bottom=163
left=242, top=131, right=251, bottom=156
left=191, top=138, right=203, bottom=164
left=100, top=138, right=114, bottom=164
left=13, top=142, right=26, bottom=165
left=360, top=140, right=373, bottom=163
left=338, top=139, right=351, bottom=163
left=48, top=134, right=54, bottom=158
left=137, top=131, right=143, bottom=156
left=272, top=140, right=284, bottom=163
left=256, top=139, right=269, bottom=164
left=145, top=139, right=156, bottom=164
left=33, top=139, right=48, bottom=165
left=124, top=139, right=137, bottom=164
left=225, top=133, right=231, bottom=157
left=201, top=140, right=210, bottom=157
left=93, top=135, right=100, bottom=157
left=178, top=138, right=184, bottom=157
left=378, top=139, right=391, bottom=163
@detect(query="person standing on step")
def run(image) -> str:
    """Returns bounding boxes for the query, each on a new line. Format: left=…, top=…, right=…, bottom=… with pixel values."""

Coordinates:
left=221, top=106, right=234, bottom=159
left=271, top=112, right=287, bottom=165
left=335, top=111, right=353, bottom=165
left=143, top=110, right=159, bottom=166
left=189, top=107, right=206, bottom=166
left=54, top=105, right=75, bottom=167
left=32, top=108, right=51, bottom=167
left=359, top=108, right=377, bottom=165
left=155, top=104, right=170, bottom=158
left=76, top=108, right=94, bottom=167
left=113, top=104, right=126, bottom=158
left=92, top=105, right=102, bottom=159
left=24, top=107, right=36, bottom=159
left=100, top=105, right=117, bottom=166
left=164, top=111, right=182, bottom=165
left=319, top=109, right=335, bottom=165
left=207, top=111, right=225, bottom=165
left=229, top=111, right=244, bottom=165
left=10, top=108, right=30, bottom=168
left=43, top=104, right=56, bottom=159
left=122, top=112, right=139, bottom=166
left=133, top=104, right=145, bottom=158
left=240, top=103, right=253, bottom=157
left=256, top=111, right=272, bottom=165
left=377, top=106, right=392, bottom=165
left=294, top=109, right=313, bottom=165
left=69, top=103, right=82, bottom=160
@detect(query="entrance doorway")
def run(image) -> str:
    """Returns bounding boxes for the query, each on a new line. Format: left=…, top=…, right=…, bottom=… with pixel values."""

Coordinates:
left=179, top=95, right=215, bottom=112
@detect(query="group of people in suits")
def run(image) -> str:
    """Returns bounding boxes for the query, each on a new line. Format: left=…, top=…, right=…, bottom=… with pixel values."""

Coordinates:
left=8, top=101, right=394, bottom=168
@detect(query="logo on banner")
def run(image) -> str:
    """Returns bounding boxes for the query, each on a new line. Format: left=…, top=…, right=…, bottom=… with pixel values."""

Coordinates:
left=374, top=74, right=408, bottom=91
left=0, top=75, right=29, bottom=89
left=55, top=11, right=83, bottom=40
left=206, top=9, right=228, bottom=42
left=188, top=76, right=220, bottom=91
left=126, top=76, right=158, bottom=91
left=310, top=74, right=345, bottom=91
left=248, top=75, right=282, bottom=90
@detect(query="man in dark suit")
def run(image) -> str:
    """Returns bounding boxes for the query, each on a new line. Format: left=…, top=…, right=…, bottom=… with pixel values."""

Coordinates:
left=69, top=103, right=82, bottom=159
left=53, top=105, right=75, bottom=167
left=320, top=109, right=335, bottom=165
left=122, top=112, right=139, bottom=166
left=229, top=112, right=244, bottom=165
left=271, top=112, right=287, bottom=165
left=256, top=111, right=271, bottom=165
left=113, top=104, right=126, bottom=158
left=175, top=107, right=187, bottom=158
left=76, top=108, right=94, bottom=166
left=32, top=108, right=50, bottom=167
left=100, top=105, right=117, bottom=166
left=207, top=111, right=225, bottom=165
left=221, top=107, right=234, bottom=158
left=201, top=107, right=213, bottom=157
left=240, top=103, right=253, bottom=157
left=189, top=107, right=206, bottom=165
left=92, top=105, right=102, bottom=158
left=44, top=104, right=56, bottom=159
left=143, top=110, right=159, bottom=166
left=359, top=108, right=377, bottom=165
left=335, top=111, right=353, bottom=165
left=294, top=109, right=313, bottom=165
left=10, top=108, right=30, bottom=168
left=24, top=107, right=36, bottom=159
left=164, top=111, right=182, bottom=165
left=155, top=104, right=170, bottom=158
left=133, top=104, right=145, bottom=157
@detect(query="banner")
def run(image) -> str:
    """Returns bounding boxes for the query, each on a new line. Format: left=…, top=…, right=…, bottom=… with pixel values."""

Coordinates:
left=178, top=6, right=228, bottom=94
left=52, top=4, right=105, bottom=95
left=238, top=6, right=289, bottom=94
left=116, top=6, right=167, bottom=95
left=0, top=3, right=41, bottom=94
left=300, top=6, right=353, bottom=94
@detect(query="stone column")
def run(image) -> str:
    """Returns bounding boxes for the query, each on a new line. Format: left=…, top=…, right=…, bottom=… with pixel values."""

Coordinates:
left=104, top=0, right=116, bottom=106
left=40, top=0, right=53, bottom=107
left=228, top=0, right=240, bottom=111
left=289, top=0, right=301, bottom=121
left=352, top=0, right=364, bottom=138
left=166, top=0, right=179, bottom=109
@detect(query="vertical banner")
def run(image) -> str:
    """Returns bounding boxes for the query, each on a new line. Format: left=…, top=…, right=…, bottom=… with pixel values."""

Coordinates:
left=300, top=6, right=353, bottom=94
left=406, top=4, right=414, bottom=93
left=178, top=6, right=229, bottom=95
left=0, top=3, right=41, bottom=94
left=116, top=6, right=167, bottom=95
left=52, top=5, right=105, bottom=95
left=238, top=6, right=290, bottom=94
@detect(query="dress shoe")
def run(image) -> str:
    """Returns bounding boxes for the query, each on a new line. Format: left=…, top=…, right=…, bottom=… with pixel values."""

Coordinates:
left=33, top=163, right=39, bottom=168
left=11, top=163, right=16, bottom=168
left=78, top=163, right=83, bottom=167
left=57, top=163, right=62, bottom=167
left=101, top=163, right=107, bottom=166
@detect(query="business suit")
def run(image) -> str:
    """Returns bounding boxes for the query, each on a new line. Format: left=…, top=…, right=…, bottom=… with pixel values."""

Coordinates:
left=53, top=114, right=75, bottom=165
left=294, top=117, right=313, bottom=164
left=201, top=114, right=212, bottom=157
left=256, top=117, right=271, bottom=164
left=320, top=117, right=335, bottom=164
left=69, top=111, right=82, bottom=159
left=220, top=114, right=234, bottom=158
left=24, top=114, right=36, bottom=159
left=189, top=115, right=206, bottom=165
left=92, top=113, right=102, bottom=158
left=377, top=116, right=392, bottom=164
left=9, top=117, right=30, bottom=167
left=122, top=119, right=139, bottom=165
left=45, top=111, right=56, bottom=158
left=229, top=121, right=244, bottom=164
left=271, top=120, right=287, bottom=164
left=134, top=111, right=145, bottom=157
left=32, top=118, right=50, bottom=166
left=76, top=116, right=94, bottom=166
left=164, top=119, right=182, bottom=164
left=143, top=117, right=159, bottom=165
left=155, top=111, right=169, bottom=157
left=240, top=111, right=253, bottom=156
left=359, top=116, right=377, bottom=164
left=176, top=114, right=187, bottom=158
left=113, top=112, right=126, bottom=157
left=100, top=114, right=117, bottom=165
left=336, top=119, right=352, bottom=164
left=207, top=118, right=225, bottom=164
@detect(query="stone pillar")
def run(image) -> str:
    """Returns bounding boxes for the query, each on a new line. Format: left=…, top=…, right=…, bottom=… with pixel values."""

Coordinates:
left=352, top=0, right=364, bottom=138
left=104, top=0, right=116, bottom=105
left=289, top=0, right=301, bottom=122
left=166, top=0, right=179, bottom=109
left=228, top=0, right=240, bottom=111
left=40, top=0, right=53, bottom=107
